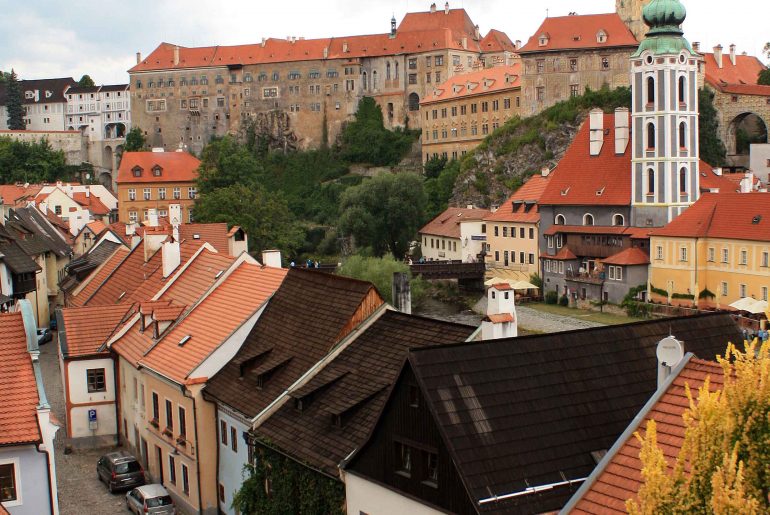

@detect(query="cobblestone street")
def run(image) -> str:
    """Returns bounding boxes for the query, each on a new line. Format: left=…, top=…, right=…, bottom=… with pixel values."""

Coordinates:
left=516, top=305, right=605, bottom=333
left=39, top=333, right=128, bottom=515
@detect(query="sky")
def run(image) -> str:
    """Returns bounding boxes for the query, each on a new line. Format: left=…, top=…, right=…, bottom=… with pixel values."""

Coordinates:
left=0, top=0, right=766, bottom=84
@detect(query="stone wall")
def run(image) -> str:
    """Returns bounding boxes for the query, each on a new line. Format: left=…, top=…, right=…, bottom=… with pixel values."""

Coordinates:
left=711, top=88, right=770, bottom=166
left=0, top=130, right=86, bottom=165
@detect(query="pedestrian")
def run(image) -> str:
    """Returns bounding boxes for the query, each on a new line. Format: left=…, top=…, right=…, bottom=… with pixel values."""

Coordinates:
left=314, top=260, right=320, bottom=268
left=290, top=260, right=296, bottom=267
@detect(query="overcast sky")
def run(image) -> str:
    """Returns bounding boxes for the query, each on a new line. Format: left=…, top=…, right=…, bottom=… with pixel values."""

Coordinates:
left=0, top=0, right=766, bottom=84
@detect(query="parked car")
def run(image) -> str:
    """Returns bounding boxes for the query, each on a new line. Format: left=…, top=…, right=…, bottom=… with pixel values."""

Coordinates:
left=37, top=328, right=52, bottom=345
left=125, top=484, right=176, bottom=514
left=49, top=316, right=57, bottom=330
left=96, top=451, right=145, bottom=493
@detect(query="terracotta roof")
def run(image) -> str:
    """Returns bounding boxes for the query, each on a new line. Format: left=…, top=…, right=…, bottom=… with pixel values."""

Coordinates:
left=59, top=304, right=133, bottom=358
left=488, top=313, right=515, bottom=323
left=255, top=310, right=475, bottom=477
left=480, top=29, right=517, bottom=53
left=117, top=152, right=200, bottom=184
left=84, top=220, right=107, bottom=236
left=650, top=192, right=770, bottom=241
left=0, top=185, right=39, bottom=205
left=519, top=13, right=637, bottom=53
left=600, top=247, right=650, bottom=266
left=544, top=246, right=578, bottom=261
left=570, top=358, right=724, bottom=514
left=178, top=223, right=230, bottom=254
left=703, top=52, right=768, bottom=95
left=421, top=64, right=521, bottom=105
left=205, top=269, right=384, bottom=419
left=698, top=160, right=741, bottom=192
left=485, top=175, right=550, bottom=223
left=539, top=113, right=631, bottom=206
left=0, top=312, right=41, bottom=445
left=68, top=246, right=130, bottom=307
left=72, top=192, right=110, bottom=215
left=419, top=206, right=491, bottom=239
left=140, top=263, right=287, bottom=383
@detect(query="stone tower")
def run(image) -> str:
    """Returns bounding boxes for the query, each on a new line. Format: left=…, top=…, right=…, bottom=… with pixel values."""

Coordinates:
left=616, top=0, right=650, bottom=41
left=630, top=0, right=700, bottom=227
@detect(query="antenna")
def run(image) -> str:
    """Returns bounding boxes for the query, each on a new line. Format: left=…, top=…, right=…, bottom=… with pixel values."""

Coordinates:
left=656, top=336, right=684, bottom=388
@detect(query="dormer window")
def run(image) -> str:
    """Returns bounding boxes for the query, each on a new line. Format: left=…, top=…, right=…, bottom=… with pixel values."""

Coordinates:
left=538, top=33, right=549, bottom=46
left=152, top=165, right=162, bottom=177
left=596, top=30, right=607, bottom=44
left=25, top=91, right=34, bottom=99
left=132, top=166, right=143, bottom=177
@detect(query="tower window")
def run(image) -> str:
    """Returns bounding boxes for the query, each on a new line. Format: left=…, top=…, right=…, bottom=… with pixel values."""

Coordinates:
left=583, top=214, right=594, bottom=226
left=679, top=122, right=687, bottom=149
left=679, top=167, right=687, bottom=194
left=678, top=76, right=686, bottom=104
left=647, top=123, right=656, bottom=151
left=646, top=76, right=655, bottom=106
left=647, top=168, right=656, bottom=196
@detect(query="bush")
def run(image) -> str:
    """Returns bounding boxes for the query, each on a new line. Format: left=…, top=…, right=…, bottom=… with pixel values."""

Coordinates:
left=337, top=255, right=426, bottom=305
left=545, top=290, right=558, bottom=305
left=559, top=295, right=569, bottom=307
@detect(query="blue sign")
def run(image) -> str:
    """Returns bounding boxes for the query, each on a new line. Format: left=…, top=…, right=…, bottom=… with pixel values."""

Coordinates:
left=471, top=235, right=487, bottom=241
left=88, top=409, right=97, bottom=422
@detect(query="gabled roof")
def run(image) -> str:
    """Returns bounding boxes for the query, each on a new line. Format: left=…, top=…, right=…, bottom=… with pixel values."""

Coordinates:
left=402, top=313, right=740, bottom=514
left=204, top=268, right=384, bottom=419
left=0, top=239, right=41, bottom=274
left=72, top=192, right=110, bottom=216
left=480, top=29, right=517, bottom=53
left=117, top=152, right=200, bottom=184
left=600, top=247, right=650, bottom=266
left=0, top=312, right=41, bottom=445
left=703, top=52, right=769, bottom=96
left=256, top=310, right=475, bottom=477
left=650, top=192, right=770, bottom=241
left=83, top=220, right=107, bottom=236
left=544, top=246, right=578, bottom=261
left=421, top=64, right=521, bottom=105
left=8, top=206, right=73, bottom=257
left=567, top=358, right=724, bottom=514
left=59, top=304, right=133, bottom=358
left=519, top=13, right=637, bottom=54
left=485, top=175, right=550, bottom=223
left=539, top=113, right=631, bottom=206
left=63, top=240, right=123, bottom=282
left=68, top=246, right=129, bottom=307
left=419, top=206, right=491, bottom=239
left=0, top=77, right=77, bottom=106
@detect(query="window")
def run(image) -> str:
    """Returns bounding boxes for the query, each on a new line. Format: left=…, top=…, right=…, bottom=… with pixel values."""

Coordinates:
left=129, top=211, right=138, bottom=223
left=470, top=103, right=477, bottom=114
left=601, top=57, right=609, bottom=69
left=169, top=455, right=176, bottom=484
left=0, top=462, right=18, bottom=503
left=152, top=392, right=159, bottom=423
left=569, top=58, right=578, bottom=71
left=158, top=188, right=166, bottom=200
left=424, top=451, right=438, bottom=486
left=555, top=214, right=565, bottom=225
left=763, top=287, right=768, bottom=302
left=647, top=123, right=656, bottom=150
left=536, top=86, right=545, bottom=101
left=680, top=247, right=688, bottom=262
left=656, top=245, right=663, bottom=260
left=128, top=188, right=137, bottom=202
left=740, top=284, right=747, bottom=298
left=722, top=248, right=729, bottom=263
left=165, top=400, right=173, bottom=431
left=143, top=188, right=151, bottom=201
left=583, top=214, right=594, bottom=226
left=181, top=463, right=189, bottom=495
left=570, top=84, right=579, bottom=97
left=408, top=58, right=417, bottom=70
left=435, top=55, right=443, bottom=66
left=395, top=442, right=412, bottom=476
left=708, top=247, right=715, bottom=262
left=481, top=101, right=489, bottom=113
left=647, top=76, right=655, bottom=105
left=221, top=420, right=228, bottom=445
left=178, top=406, right=186, bottom=438
left=503, top=98, right=511, bottom=109
left=556, top=234, right=563, bottom=248
left=494, top=226, right=499, bottom=237
left=721, top=281, right=728, bottom=296
left=536, top=60, right=544, bottom=73
left=740, top=249, right=748, bottom=265
left=231, top=427, right=237, bottom=452
left=647, top=168, right=656, bottom=195
left=762, top=251, right=769, bottom=267
left=547, top=235, right=554, bottom=249
left=173, top=187, right=181, bottom=199
left=678, top=76, right=686, bottom=104
left=188, top=187, right=197, bottom=199
left=263, top=87, right=278, bottom=98
left=679, top=122, right=687, bottom=149
left=87, top=368, right=106, bottom=393
left=613, top=214, right=624, bottom=226
left=502, top=227, right=508, bottom=237
left=408, top=73, right=417, bottom=85
left=529, top=228, right=534, bottom=239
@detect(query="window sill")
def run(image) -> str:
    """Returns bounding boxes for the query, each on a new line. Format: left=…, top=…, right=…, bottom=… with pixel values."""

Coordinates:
left=395, top=471, right=412, bottom=479
left=421, top=480, right=438, bottom=489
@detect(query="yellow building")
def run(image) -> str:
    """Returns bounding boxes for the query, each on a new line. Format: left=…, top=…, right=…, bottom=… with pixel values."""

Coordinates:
left=420, top=63, right=520, bottom=161
left=116, top=151, right=200, bottom=224
left=649, top=192, right=770, bottom=308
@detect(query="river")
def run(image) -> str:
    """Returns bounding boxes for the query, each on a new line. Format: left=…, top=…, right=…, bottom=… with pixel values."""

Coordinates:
left=414, top=296, right=484, bottom=327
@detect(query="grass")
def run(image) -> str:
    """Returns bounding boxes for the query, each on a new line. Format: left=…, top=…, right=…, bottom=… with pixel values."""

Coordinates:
left=527, top=302, right=646, bottom=326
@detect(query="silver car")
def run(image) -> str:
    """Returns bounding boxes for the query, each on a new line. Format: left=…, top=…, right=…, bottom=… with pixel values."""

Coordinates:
left=125, top=484, right=176, bottom=514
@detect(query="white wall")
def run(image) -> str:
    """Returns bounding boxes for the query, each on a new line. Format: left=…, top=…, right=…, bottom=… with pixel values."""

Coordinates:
left=344, top=471, right=448, bottom=515
left=459, top=220, right=487, bottom=262
left=66, top=357, right=116, bottom=439
left=420, top=234, right=462, bottom=261
left=216, top=408, right=251, bottom=515
left=750, top=143, right=770, bottom=184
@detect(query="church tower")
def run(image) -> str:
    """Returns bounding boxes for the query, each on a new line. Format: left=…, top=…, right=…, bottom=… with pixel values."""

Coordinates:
left=616, top=0, right=650, bottom=41
left=630, top=0, right=700, bottom=227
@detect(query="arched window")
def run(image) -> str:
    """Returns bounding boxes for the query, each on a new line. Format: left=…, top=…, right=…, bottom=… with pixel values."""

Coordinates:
left=408, top=92, right=420, bottom=111
left=583, top=214, right=594, bottom=226
left=555, top=214, right=566, bottom=225
left=372, top=70, right=378, bottom=90
left=647, top=122, right=656, bottom=150
left=647, top=168, right=656, bottom=195
left=678, top=76, right=686, bottom=104
left=679, top=121, right=687, bottom=149
left=395, top=62, right=399, bottom=80
left=386, top=62, right=391, bottom=80
left=362, top=71, right=367, bottom=90
left=647, top=76, right=655, bottom=105
left=613, top=214, right=625, bottom=226
left=679, top=167, right=688, bottom=194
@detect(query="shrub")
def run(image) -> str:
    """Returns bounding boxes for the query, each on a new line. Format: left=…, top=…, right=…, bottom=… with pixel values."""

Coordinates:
left=545, top=290, right=558, bottom=305
left=559, top=295, right=569, bottom=307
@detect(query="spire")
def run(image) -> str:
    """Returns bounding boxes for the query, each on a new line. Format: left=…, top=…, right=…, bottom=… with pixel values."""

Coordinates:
left=633, top=0, right=693, bottom=56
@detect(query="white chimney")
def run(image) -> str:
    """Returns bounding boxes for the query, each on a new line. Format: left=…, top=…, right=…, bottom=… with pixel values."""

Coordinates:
left=162, top=240, right=181, bottom=278
left=173, top=46, right=180, bottom=66
left=144, top=232, right=166, bottom=261
left=729, top=44, right=736, bottom=66
left=261, top=38, right=267, bottom=47
left=541, top=166, right=550, bottom=177
left=713, top=44, right=723, bottom=68
left=466, top=204, right=474, bottom=209
left=614, top=107, right=630, bottom=155
left=147, top=208, right=159, bottom=227
left=713, top=167, right=723, bottom=176
left=227, top=227, right=248, bottom=256
left=430, top=2, right=437, bottom=13
left=515, top=39, right=522, bottom=48
left=444, top=1, right=449, bottom=14
left=481, top=284, right=518, bottom=340
left=741, top=172, right=754, bottom=193
left=589, top=108, right=604, bottom=156
left=392, top=272, right=412, bottom=314
left=151, top=147, right=164, bottom=153
left=461, top=37, right=468, bottom=50
left=261, top=250, right=282, bottom=268
left=474, top=24, right=480, bottom=40
left=169, top=204, right=181, bottom=242
left=342, top=42, right=349, bottom=53
left=136, top=52, right=142, bottom=64
left=85, top=186, right=90, bottom=198
left=323, top=47, right=329, bottom=59
left=692, top=41, right=700, bottom=52
left=656, top=336, right=684, bottom=388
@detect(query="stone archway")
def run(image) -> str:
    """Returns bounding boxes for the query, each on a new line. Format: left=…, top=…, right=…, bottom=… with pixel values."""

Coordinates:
left=726, top=112, right=768, bottom=167
left=103, top=145, right=113, bottom=170
left=98, top=172, right=112, bottom=189
left=408, top=92, right=420, bottom=112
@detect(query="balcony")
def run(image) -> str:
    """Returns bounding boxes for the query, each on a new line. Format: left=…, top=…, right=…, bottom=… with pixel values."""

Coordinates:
left=12, top=273, right=36, bottom=296
left=565, top=269, right=605, bottom=285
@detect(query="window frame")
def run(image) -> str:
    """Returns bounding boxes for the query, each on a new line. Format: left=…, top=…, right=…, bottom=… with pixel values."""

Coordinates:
left=0, top=459, right=21, bottom=506
left=86, top=368, right=107, bottom=393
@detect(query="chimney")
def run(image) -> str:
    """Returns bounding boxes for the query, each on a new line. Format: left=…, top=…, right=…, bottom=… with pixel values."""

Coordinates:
left=227, top=226, right=248, bottom=256
left=430, top=3, right=437, bottom=13
left=741, top=172, right=754, bottom=193
left=85, top=186, right=90, bottom=198
left=541, top=166, right=550, bottom=177
left=461, top=37, right=468, bottom=50
left=261, top=250, right=282, bottom=268
left=474, top=24, right=480, bottom=40
left=713, top=44, right=723, bottom=68
left=169, top=204, right=181, bottom=241
left=136, top=52, right=142, bottom=64
left=392, top=272, right=412, bottom=314
left=173, top=46, right=180, bottom=66
left=656, top=336, right=684, bottom=388
left=729, top=44, right=736, bottom=66
left=444, top=1, right=449, bottom=14
left=614, top=107, right=630, bottom=155
left=323, top=47, right=329, bottom=59
left=515, top=39, right=522, bottom=49
left=38, top=201, right=47, bottom=215
left=261, top=38, right=267, bottom=47
left=162, top=239, right=181, bottom=278
left=713, top=167, right=723, bottom=176
left=589, top=108, right=604, bottom=156
left=144, top=231, right=166, bottom=261
left=0, top=197, right=4, bottom=226
left=692, top=41, right=700, bottom=52
left=147, top=208, right=159, bottom=227
left=481, top=284, right=518, bottom=340
left=466, top=204, right=474, bottom=209
left=343, top=41, right=349, bottom=53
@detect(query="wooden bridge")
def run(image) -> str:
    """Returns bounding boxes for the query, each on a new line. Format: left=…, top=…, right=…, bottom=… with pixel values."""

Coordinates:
left=409, top=261, right=486, bottom=281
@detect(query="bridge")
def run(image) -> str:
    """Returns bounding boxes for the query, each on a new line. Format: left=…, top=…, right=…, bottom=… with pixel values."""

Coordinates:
left=409, top=260, right=486, bottom=281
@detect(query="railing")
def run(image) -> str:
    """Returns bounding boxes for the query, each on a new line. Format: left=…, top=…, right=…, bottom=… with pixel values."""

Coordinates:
left=410, top=261, right=486, bottom=280
left=565, top=270, right=605, bottom=285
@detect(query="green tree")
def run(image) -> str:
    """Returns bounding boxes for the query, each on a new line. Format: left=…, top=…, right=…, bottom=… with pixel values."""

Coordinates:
left=193, top=184, right=304, bottom=256
left=423, top=155, right=448, bottom=179
left=5, top=69, right=25, bottom=130
left=338, top=97, right=417, bottom=166
left=337, top=254, right=425, bottom=305
left=758, top=69, right=770, bottom=86
left=196, top=136, right=262, bottom=194
left=77, top=74, right=95, bottom=87
left=0, top=136, right=73, bottom=183
left=338, top=172, right=426, bottom=258
left=124, top=126, right=146, bottom=151
left=698, top=88, right=727, bottom=167
left=424, top=159, right=460, bottom=220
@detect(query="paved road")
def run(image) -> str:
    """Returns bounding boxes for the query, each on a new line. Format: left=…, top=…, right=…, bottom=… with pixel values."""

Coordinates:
left=39, top=333, right=128, bottom=515
left=516, top=305, right=604, bottom=333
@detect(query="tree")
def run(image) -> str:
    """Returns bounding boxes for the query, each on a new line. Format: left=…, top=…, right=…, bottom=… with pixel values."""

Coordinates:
left=78, top=74, right=95, bottom=88
left=337, top=255, right=425, bottom=305
left=424, top=159, right=461, bottom=220
left=124, top=127, right=146, bottom=151
left=338, top=97, right=417, bottom=166
left=698, top=88, right=727, bottom=167
left=338, top=172, right=426, bottom=258
left=0, top=136, right=73, bottom=183
left=196, top=136, right=262, bottom=194
left=627, top=340, right=770, bottom=514
left=193, top=184, right=304, bottom=257
left=5, top=69, right=25, bottom=130
left=758, top=69, right=770, bottom=86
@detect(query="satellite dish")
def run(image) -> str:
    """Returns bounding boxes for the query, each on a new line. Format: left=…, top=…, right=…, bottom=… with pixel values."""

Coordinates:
left=656, top=336, right=684, bottom=367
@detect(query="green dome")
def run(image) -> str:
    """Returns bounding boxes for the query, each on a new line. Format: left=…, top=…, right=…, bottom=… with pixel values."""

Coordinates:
left=642, top=0, right=686, bottom=36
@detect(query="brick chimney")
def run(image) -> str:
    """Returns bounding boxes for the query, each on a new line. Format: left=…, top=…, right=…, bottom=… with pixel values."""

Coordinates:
left=173, top=46, right=180, bottom=66
left=136, top=52, right=141, bottom=64
left=589, top=108, right=604, bottom=156
left=713, top=44, right=723, bottom=68
left=729, top=44, right=736, bottom=66
left=614, top=107, right=630, bottom=155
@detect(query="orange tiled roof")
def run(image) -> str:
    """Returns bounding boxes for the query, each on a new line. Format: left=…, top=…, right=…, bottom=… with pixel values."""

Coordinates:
left=421, top=64, right=521, bottom=105
left=0, top=312, right=41, bottom=445
left=539, top=113, right=631, bottom=206
left=487, top=313, right=514, bottom=323
left=519, top=13, right=637, bottom=53
left=117, top=152, right=200, bottom=184
left=698, top=160, right=741, bottom=192
left=69, top=246, right=130, bottom=307
left=419, top=206, right=491, bottom=239
left=0, top=185, right=39, bottom=205
left=156, top=249, right=236, bottom=306
left=480, top=29, right=517, bottom=53
left=543, top=246, right=578, bottom=261
left=84, top=220, right=107, bottom=236
left=178, top=223, right=230, bottom=254
left=571, top=358, right=723, bottom=514
left=60, top=304, right=133, bottom=358
left=703, top=52, right=769, bottom=95
left=72, top=192, right=110, bottom=215
left=651, top=191, right=770, bottom=242
left=140, top=263, right=288, bottom=383
left=600, top=247, right=650, bottom=266
left=485, top=174, right=550, bottom=223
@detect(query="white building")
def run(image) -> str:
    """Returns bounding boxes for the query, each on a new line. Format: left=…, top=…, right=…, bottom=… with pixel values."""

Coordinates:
left=0, top=77, right=77, bottom=131
left=750, top=143, right=770, bottom=184
left=480, top=283, right=517, bottom=339
left=65, top=84, right=131, bottom=141
left=419, top=206, right=490, bottom=262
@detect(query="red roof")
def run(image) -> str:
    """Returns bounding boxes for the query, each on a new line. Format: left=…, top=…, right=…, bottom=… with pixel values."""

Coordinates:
left=543, top=246, right=578, bottom=261
left=480, top=29, right=517, bottom=53
left=421, top=64, right=521, bottom=105
left=72, top=192, right=110, bottom=215
left=485, top=175, right=550, bottom=223
left=117, top=152, right=200, bottom=184
left=84, top=220, right=107, bottom=236
left=703, top=52, right=770, bottom=96
left=571, top=358, right=723, bottom=514
left=419, top=206, right=491, bottom=238
left=698, top=160, right=741, bottom=192
left=519, top=13, right=637, bottom=53
left=60, top=304, right=133, bottom=358
left=0, top=185, right=39, bottom=205
left=600, top=247, right=650, bottom=266
left=69, top=246, right=130, bottom=307
left=650, top=192, right=770, bottom=242
left=487, top=313, right=514, bottom=323
left=539, top=113, right=631, bottom=206
left=0, top=312, right=41, bottom=445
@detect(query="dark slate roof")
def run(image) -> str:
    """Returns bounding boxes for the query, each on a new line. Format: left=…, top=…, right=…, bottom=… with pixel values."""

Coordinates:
left=0, top=77, right=77, bottom=106
left=62, top=240, right=123, bottom=289
left=0, top=239, right=41, bottom=274
left=406, top=313, right=742, bottom=514
left=8, top=208, right=72, bottom=257
left=64, top=86, right=100, bottom=94
left=205, top=268, right=383, bottom=419
left=100, top=84, right=129, bottom=92
left=256, top=310, right=476, bottom=477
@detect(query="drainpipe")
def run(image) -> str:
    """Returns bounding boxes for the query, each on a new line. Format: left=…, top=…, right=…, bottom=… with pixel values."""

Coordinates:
left=182, top=387, right=204, bottom=514
left=694, top=237, right=699, bottom=309
left=35, top=441, right=56, bottom=515
left=112, top=353, right=121, bottom=446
